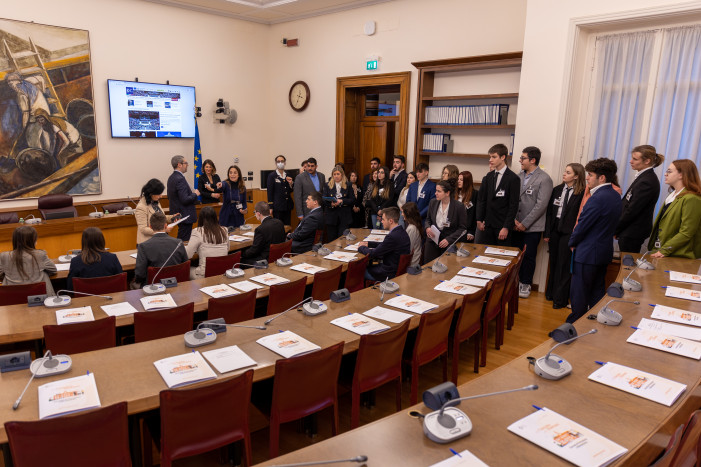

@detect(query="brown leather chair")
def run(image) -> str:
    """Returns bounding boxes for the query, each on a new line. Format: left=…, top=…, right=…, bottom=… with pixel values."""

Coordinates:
left=38, top=194, right=77, bottom=220
left=102, top=202, right=128, bottom=213
left=0, top=212, right=19, bottom=224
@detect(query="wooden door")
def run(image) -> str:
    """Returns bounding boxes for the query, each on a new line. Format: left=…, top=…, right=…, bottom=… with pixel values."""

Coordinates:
left=358, top=121, right=395, bottom=179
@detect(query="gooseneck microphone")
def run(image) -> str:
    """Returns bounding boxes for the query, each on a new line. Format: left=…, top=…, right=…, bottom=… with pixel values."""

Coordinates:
left=533, top=329, right=597, bottom=380
left=597, top=299, right=640, bottom=326
left=276, top=252, right=313, bottom=267
left=44, top=289, right=113, bottom=308
left=24, top=214, right=42, bottom=225
left=271, top=456, right=368, bottom=467
left=13, top=350, right=73, bottom=410
left=128, top=196, right=138, bottom=208
left=342, top=229, right=357, bottom=242
left=432, top=230, right=467, bottom=273
left=88, top=201, right=104, bottom=218
left=312, top=242, right=333, bottom=257
left=184, top=319, right=266, bottom=347
left=264, top=297, right=313, bottom=325
left=143, top=240, right=183, bottom=295
left=239, top=214, right=258, bottom=231
left=13, top=350, right=49, bottom=410
left=226, top=260, right=268, bottom=279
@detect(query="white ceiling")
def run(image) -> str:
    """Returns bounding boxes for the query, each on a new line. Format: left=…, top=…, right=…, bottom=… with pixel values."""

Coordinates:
left=141, top=0, right=395, bottom=24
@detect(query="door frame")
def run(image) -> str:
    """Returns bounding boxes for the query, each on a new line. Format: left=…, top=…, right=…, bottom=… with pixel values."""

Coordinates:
left=335, top=72, right=411, bottom=168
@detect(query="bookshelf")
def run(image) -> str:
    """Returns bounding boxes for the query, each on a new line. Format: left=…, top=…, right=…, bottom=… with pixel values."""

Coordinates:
left=412, top=52, right=522, bottom=170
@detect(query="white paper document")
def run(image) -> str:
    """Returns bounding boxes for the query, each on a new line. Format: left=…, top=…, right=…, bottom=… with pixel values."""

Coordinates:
left=228, top=235, right=249, bottom=242
left=324, top=251, right=358, bottom=263
left=140, top=293, right=177, bottom=311
left=434, top=281, right=481, bottom=296
left=429, top=450, right=489, bottom=467
left=200, top=284, right=239, bottom=298
left=472, top=255, right=510, bottom=267
left=256, top=330, right=321, bottom=358
left=363, top=306, right=412, bottom=323
left=384, top=295, right=438, bottom=314
left=290, top=263, right=327, bottom=274
left=665, top=285, right=701, bottom=302
left=38, top=373, right=101, bottom=419
left=101, top=301, right=139, bottom=317
left=457, top=267, right=501, bottom=280
left=370, top=229, right=390, bottom=235
left=167, top=215, right=189, bottom=229
left=130, top=253, right=138, bottom=258
left=249, top=273, right=290, bottom=286
left=330, top=313, right=391, bottom=335
left=637, top=317, right=701, bottom=341
left=588, top=361, right=686, bottom=407
left=484, top=246, right=519, bottom=257
left=202, top=345, right=257, bottom=374
left=428, top=225, right=441, bottom=245
left=507, top=407, right=627, bottom=467
left=651, top=304, right=701, bottom=327
left=153, top=351, right=217, bottom=388
left=344, top=242, right=361, bottom=251
left=363, top=234, right=386, bottom=242
left=669, top=271, right=701, bottom=285
left=55, top=263, right=71, bottom=271
left=448, top=275, right=489, bottom=288
left=242, top=231, right=255, bottom=237
left=229, top=280, right=264, bottom=292
left=627, top=328, right=701, bottom=360
left=55, top=306, right=94, bottom=325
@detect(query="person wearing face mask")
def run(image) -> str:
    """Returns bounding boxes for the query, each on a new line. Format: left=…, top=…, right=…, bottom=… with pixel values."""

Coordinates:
left=240, top=201, right=286, bottom=263
left=267, top=154, right=295, bottom=225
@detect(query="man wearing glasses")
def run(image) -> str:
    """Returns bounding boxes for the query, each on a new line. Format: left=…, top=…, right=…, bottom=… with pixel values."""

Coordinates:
left=167, top=155, right=200, bottom=241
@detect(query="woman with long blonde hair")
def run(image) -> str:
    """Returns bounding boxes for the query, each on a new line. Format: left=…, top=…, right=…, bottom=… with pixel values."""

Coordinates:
left=323, top=165, right=355, bottom=240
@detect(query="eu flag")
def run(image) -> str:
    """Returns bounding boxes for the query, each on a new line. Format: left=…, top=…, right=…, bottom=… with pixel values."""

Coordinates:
left=193, top=119, right=202, bottom=201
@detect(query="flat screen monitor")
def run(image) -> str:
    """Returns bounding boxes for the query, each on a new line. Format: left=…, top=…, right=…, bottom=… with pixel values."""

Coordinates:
left=107, top=79, right=196, bottom=138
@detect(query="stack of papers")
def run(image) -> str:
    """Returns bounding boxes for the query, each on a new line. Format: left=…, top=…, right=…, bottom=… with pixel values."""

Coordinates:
left=434, top=281, right=480, bottom=296
left=429, top=450, right=488, bottom=467
left=371, top=229, right=390, bottom=235
left=140, top=294, right=177, bottom=311
left=202, top=345, right=257, bottom=373
left=448, top=275, right=489, bottom=288
left=249, top=273, right=290, bottom=286
left=669, top=271, right=701, bottom=285
left=101, top=302, right=139, bottom=317
left=257, top=330, right=321, bottom=358
left=588, top=362, right=686, bottom=406
left=290, top=263, right=327, bottom=274
left=457, top=267, right=500, bottom=280
left=636, top=318, right=701, bottom=341
left=363, top=306, right=412, bottom=323
left=472, top=256, right=511, bottom=267
left=229, top=235, right=249, bottom=242
left=55, top=306, right=94, bottom=325
left=384, top=295, right=438, bottom=314
left=242, top=231, right=255, bottom=237
left=200, top=284, right=239, bottom=298
left=650, top=304, right=701, bottom=326
left=38, top=373, right=101, bottom=419
left=344, top=243, right=361, bottom=251
left=55, top=263, right=71, bottom=272
left=324, top=251, right=358, bottom=263
left=153, top=351, right=217, bottom=388
left=627, top=328, right=701, bottom=359
left=229, top=280, right=264, bottom=292
left=363, top=234, right=386, bottom=242
left=330, top=313, right=391, bottom=335
left=484, top=247, right=519, bottom=257
left=665, top=286, right=701, bottom=302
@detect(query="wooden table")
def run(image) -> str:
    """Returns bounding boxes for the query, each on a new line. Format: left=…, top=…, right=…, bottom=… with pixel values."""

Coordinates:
left=257, top=255, right=701, bottom=466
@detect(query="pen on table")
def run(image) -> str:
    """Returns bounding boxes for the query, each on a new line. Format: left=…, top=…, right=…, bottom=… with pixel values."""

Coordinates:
left=532, top=405, right=542, bottom=411
left=594, top=361, right=605, bottom=365
left=649, top=304, right=656, bottom=307
left=630, top=326, right=640, bottom=330
left=661, top=286, right=668, bottom=289
left=449, top=448, right=462, bottom=458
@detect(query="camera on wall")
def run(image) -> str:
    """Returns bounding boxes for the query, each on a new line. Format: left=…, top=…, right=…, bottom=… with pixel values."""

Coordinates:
left=213, top=99, right=237, bottom=125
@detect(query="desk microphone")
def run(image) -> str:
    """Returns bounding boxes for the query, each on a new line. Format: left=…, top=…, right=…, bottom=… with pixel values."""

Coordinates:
left=44, top=290, right=113, bottom=307
left=342, top=229, right=357, bottom=242
left=422, top=384, right=538, bottom=443
left=271, top=455, right=368, bottom=467
left=376, top=277, right=399, bottom=301
left=239, top=215, right=257, bottom=231
left=88, top=201, right=104, bottom=218
left=264, top=297, right=314, bottom=325
left=13, top=351, right=73, bottom=410
left=226, top=260, right=268, bottom=279
left=143, top=240, right=183, bottom=295
left=276, top=252, right=308, bottom=267
left=117, top=196, right=136, bottom=215
left=312, top=242, right=332, bottom=257
left=58, top=249, right=81, bottom=263
left=597, top=299, right=640, bottom=326
left=432, top=230, right=466, bottom=273
left=128, top=196, right=138, bottom=208
left=184, top=319, right=266, bottom=347
left=532, top=329, right=597, bottom=380
left=24, top=214, right=42, bottom=225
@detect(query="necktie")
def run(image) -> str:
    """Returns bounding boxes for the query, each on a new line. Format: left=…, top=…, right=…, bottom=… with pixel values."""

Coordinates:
left=563, top=187, right=571, bottom=207
left=494, top=170, right=499, bottom=192
left=558, top=187, right=572, bottom=231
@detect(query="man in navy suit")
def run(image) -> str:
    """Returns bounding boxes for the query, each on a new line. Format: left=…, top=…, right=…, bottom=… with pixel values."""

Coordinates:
left=358, top=207, right=411, bottom=282
left=167, top=155, right=200, bottom=241
left=406, top=162, right=436, bottom=222
left=390, top=155, right=408, bottom=203
left=289, top=192, right=324, bottom=253
left=567, top=158, right=622, bottom=323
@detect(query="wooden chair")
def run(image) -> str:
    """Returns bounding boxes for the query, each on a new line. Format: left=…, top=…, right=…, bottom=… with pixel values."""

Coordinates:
left=344, top=255, right=369, bottom=293
left=4, top=402, right=130, bottom=467
left=73, top=272, right=128, bottom=295
left=207, top=290, right=256, bottom=324
left=134, top=302, right=194, bottom=343
left=205, top=251, right=241, bottom=278
left=311, top=265, right=342, bottom=300
left=651, top=423, right=685, bottom=467
left=479, top=267, right=510, bottom=367
left=451, top=285, right=489, bottom=382
left=403, top=301, right=456, bottom=405
left=351, top=320, right=409, bottom=429
left=269, top=342, right=344, bottom=458
left=43, top=317, right=116, bottom=355
left=505, top=245, right=526, bottom=333
left=268, top=240, right=292, bottom=263
left=396, top=253, right=413, bottom=277
left=266, top=277, right=306, bottom=316
left=314, top=229, right=323, bottom=244
left=0, top=282, right=46, bottom=306
left=143, top=370, right=254, bottom=467
left=671, top=410, right=701, bottom=467
left=146, top=260, right=191, bottom=284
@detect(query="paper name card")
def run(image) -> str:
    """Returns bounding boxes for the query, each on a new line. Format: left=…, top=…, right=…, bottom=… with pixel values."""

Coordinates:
left=101, top=302, right=139, bottom=317
left=249, top=273, right=290, bottom=286
left=588, top=362, right=686, bottom=406
left=627, top=328, right=701, bottom=360
left=153, top=351, right=217, bottom=388
left=55, top=306, right=94, bottom=325
left=370, top=229, right=390, bottom=235
left=457, top=267, right=500, bottom=280
left=200, top=284, right=239, bottom=298
left=55, top=263, right=70, bottom=271
left=229, top=280, right=264, bottom=292
left=324, top=251, right=358, bottom=263
left=507, top=407, right=627, bottom=467
left=429, top=449, right=489, bottom=467
left=140, top=293, right=177, bottom=311
left=38, top=373, right=101, bottom=419
left=363, top=306, right=412, bottom=323
left=229, top=235, right=249, bottom=242
left=665, top=286, right=701, bottom=302
left=472, top=255, right=510, bottom=267
left=484, top=247, right=519, bottom=257
left=669, top=271, right=701, bottom=285
left=290, top=263, right=327, bottom=274
left=202, top=345, right=257, bottom=374
left=242, top=231, right=255, bottom=237
left=331, top=313, right=390, bottom=335
left=637, top=318, right=701, bottom=341
left=344, top=243, right=361, bottom=251
left=651, top=304, right=701, bottom=327
left=363, top=234, right=386, bottom=242
left=256, top=330, right=321, bottom=358
left=384, top=295, right=438, bottom=314
left=435, top=281, right=481, bottom=296
left=449, top=275, right=489, bottom=288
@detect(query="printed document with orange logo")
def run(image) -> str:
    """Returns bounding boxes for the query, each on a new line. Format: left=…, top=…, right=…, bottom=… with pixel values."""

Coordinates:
left=588, top=362, right=686, bottom=406
left=627, top=328, right=701, bottom=359
left=256, top=330, right=320, bottom=358
left=38, top=373, right=101, bottom=419
left=330, top=313, right=390, bottom=335
left=153, top=351, right=217, bottom=388
left=55, top=306, right=94, bottom=325
left=650, top=304, right=701, bottom=327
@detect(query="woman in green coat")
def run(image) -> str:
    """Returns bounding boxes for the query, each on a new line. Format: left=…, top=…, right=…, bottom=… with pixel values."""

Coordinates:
left=649, top=159, right=701, bottom=259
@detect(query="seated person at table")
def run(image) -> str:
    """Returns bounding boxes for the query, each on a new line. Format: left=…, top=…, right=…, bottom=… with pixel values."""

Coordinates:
left=132, top=212, right=188, bottom=288
left=358, top=207, right=410, bottom=282
left=0, top=226, right=57, bottom=294
left=67, top=227, right=123, bottom=290
left=241, top=202, right=286, bottom=263
left=289, top=192, right=324, bottom=254
left=135, top=178, right=176, bottom=244
left=185, top=206, right=229, bottom=279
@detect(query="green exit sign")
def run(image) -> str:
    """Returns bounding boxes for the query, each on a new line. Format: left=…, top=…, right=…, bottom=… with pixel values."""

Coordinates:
left=366, top=60, right=378, bottom=71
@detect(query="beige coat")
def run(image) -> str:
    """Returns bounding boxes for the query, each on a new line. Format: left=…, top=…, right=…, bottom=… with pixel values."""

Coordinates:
left=0, top=250, right=57, bottom=295
left=135, top=198, right=172, bottom=244
left=185, top=226, right=229, bottom=278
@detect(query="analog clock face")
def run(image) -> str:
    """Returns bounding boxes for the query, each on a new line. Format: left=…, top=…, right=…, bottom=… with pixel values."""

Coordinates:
left=289, top=81, right=310, bottom=111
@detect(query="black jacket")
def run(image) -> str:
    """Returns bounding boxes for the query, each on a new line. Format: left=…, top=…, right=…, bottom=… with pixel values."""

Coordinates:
left=544, top=183, right=584, bottom=238
left=425, top=198, right=469, bottom=244
left=368, top=184, right=395, bottom=215
left=167, top=171, right=198, bottom=222
left=358, top=225, right=411, bottom=281
left=475, top=167, right=520, bottom=230
left=461, top=190, right=479, bottom=237
left=197, top=174, right=222, bottom=205
left=267, top=170, right=294, bottom=213
left=615, top=169, right=660, bottom=240
left=391, top=170, right=408, bottom=203
left=67, top=251, right=123, bottom=290
left=322, top=183, right=354, bottom=226
left=290, top=207, right=324, bottom=253
left=134, top=233, right=189, bottom=285
left=242, top=216, right=287, bottom=262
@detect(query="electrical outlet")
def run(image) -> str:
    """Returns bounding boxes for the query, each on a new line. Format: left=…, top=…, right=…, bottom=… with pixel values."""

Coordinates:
left=234, top=157, right=239, bottom=163
left=243, top=177, right=248, bottom=181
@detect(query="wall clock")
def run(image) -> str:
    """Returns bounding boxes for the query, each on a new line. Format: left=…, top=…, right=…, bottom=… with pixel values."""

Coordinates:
left=289, top=81, right=310, bottom=112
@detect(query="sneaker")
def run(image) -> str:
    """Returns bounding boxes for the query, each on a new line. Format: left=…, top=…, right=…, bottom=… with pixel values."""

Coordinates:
left=518, top=282, right=531, bottom=299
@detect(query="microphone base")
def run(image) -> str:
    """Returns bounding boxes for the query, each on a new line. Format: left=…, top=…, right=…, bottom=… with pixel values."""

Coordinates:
left=302, top=301, right=328, bottom=316
left=89, top=212, right=104, bottom=218
left=423, top=407, right=473, bottom=443
left=276, top=257, right=293, bottom=267
left=184, top=329, right=217, bottom=348
left=379, top=281, right=400, bottom=294
left=143, top=284, right=166, bottom=295
left=636, top=258, right=655, bottom=270
left=58, top=254, right=76, bottom=263
left=622, top=278, right=642, bottom=292
left=534, top=354, right=572, bottom=380
left=25, top=218, right=42, bottom=225
left=116, top=209, right=134, bottom=215
left=225, top=268, right=245, bottom=279
left=317, top=247, right=331, bottom=256
left=239, top=224, right=252, bottom=231
left=30, top=355, right=72, bottom=377
left=456, top=248, right=471, bottom=257
left=432, top=262, right=448, bottom=274
left=597, top=307, right=622, bottom=326
left=44, top=296, right=71, bottom=307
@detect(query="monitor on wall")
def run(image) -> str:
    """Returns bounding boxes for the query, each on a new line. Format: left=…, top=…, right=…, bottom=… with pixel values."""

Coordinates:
left=107, top=79, right=196, bottom=138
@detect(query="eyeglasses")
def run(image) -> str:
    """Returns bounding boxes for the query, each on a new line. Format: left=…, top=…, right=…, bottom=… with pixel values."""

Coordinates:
left=519, top=157, right=530, bottom=161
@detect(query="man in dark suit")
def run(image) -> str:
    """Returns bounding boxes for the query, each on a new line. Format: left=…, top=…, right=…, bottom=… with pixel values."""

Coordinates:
left=167, top=155, right=200, bottom=241
left=567, top=158, right=622, bottom=323
left=390, top=155, right=408, bottom=203
left=361, top=157, right=381, bottom=197
left=358, top=207, right=411, bottom=282
left=615, top=145, right=663, bottom=253
left=133, top=211, right=189, bottom=288
left=241, top=201, right=287, bottom=263
left=289, top=192, right=324, bottom=253
left=267, top=154, right=295, bottom=225
left=475, top=144, right=520, bottom=246
left=293, top=157, right=326, bottom=219
left=406, top=162, right=436, bottom=222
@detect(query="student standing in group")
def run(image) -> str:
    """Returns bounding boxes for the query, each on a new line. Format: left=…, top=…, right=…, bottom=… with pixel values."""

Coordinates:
left=218, top=165, right=248, bottom=229
left=185, top=206, right=229, bottom=279
left=423, top=180, right=468, bottom=264
left=323, top=166, right=355, bottom=241
left=362, top=169, right=378, bottom=228
left=0, top=226, right=57, bottom=294
left=406, top=162, right=436, bottom=223
left=457, top=171, right=478, bottom=242
left=401, top=202, right=424, bottom=269
left=368, top=166, right=394, bottom=228
left=135, top=178, right=175, bottom=244
left=348, top=171, right=365, bottom=228
left=389, top=155, right=408, bottom=203
left=648, top=159, right=701, bottom=259
left=67, top=227, right=123, bottom=290
left=267, top=154, right=295, bottom=225
left=167, top=155, right=200, bottom=241
left=362, top=157, right=381, bottom=198
left=441, top=164, right=460, bottom=198
left=544, top=163, right=585, bottom=309
left=294, top=157, right=326, bottom=219
left=615, top=145, right=664, bottom=253
left=475, top=144, right=520, bottom=246
left=197, top=159, right=222, bottom=205
left=396, top=171, right=416, bottom=226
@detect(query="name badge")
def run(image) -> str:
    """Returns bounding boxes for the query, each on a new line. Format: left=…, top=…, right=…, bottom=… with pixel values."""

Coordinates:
left=654, top=240, right=661, bottom=249
left=525, top=188, right=533, bottom=195
left=467, top=201, right=473, bottom=209
left=379, top=188, right=384, bottom=194
left=626, top=192, right=632, bottom=201
left=336, top=193, right=342, bottom=199
left=275, top=178, right=281, bottom=183
left=553, top=199, right=562, bottom=206
left=496, top=189, right=505, bottom=198
left=418, top=192, right=425, bottom=199
left=236, top=203, right=243, bottom=210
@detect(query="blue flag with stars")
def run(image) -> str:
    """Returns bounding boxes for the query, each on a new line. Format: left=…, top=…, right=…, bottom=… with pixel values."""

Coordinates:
left=193, top=119, right=202, bottom=201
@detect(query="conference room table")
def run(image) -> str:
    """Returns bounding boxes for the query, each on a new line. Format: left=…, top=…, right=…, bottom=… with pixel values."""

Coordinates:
left=259, top=255, right=701, bottom=466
